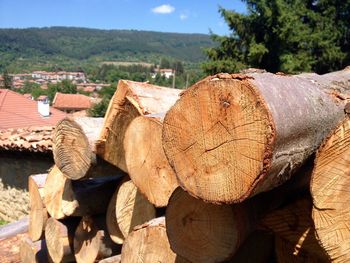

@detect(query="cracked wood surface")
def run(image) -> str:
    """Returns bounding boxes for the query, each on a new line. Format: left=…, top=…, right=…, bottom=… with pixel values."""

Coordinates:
left=163, top=68, right=350, bottom=204
left=311, top=116, right=350, bottom=262
left=124, top=114, right=178, bottom=207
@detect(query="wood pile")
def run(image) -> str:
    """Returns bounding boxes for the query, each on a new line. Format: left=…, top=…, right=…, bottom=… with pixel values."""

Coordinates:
left=16, top=68, right=350, bottom=262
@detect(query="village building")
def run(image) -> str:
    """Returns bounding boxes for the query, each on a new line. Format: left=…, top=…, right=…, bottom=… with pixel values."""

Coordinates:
left=52, top=92, right=93, bottom=114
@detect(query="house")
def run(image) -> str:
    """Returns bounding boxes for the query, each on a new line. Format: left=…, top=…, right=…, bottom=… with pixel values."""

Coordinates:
left=31, top=71, right=86, bottom=83
left=0, top=89, right=66, bottom=130
left=151, top=68, right=175, bottom=79
left=76, top=83, right=111, bottom=92
left=52, top=92, right=93, bottom=113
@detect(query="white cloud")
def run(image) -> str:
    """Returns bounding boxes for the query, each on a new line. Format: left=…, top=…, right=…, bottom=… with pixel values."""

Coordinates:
left=180, top=13, right=188, bottom=20
left=151, top=4, right=175, bottom=14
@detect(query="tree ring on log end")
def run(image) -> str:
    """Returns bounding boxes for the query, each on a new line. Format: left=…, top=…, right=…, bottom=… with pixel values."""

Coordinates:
left=311, top=117, right=350, bottom=262
left=53, top=118, right=92, bottom=180
left=124, top=116, right=178, bottom=207
left=45, top=218, right=67, bottom=263
left=166, top=187, right=243, bottom=263
left=163, top=77, right=274, bottom=203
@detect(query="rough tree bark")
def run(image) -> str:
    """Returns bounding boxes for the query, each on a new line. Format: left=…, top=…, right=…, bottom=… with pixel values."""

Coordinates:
left=163, top=68, right=350, bottom=203
left=45, top=217, right=80, bottom=263
left=96, top=80, right=181, bottom=172
left=121, top=217, right=189, bottom=263
left=166, top=163, right=312, bottom=263
left=74, top=215, right=121, bottom=263
left=124, top=114, right=179, bottom=207
left=106, top=180, right=156, bottom=244
left=311, top=116, right=350, bottom=262
left=28, top=174, right=49, bottom=241
left=53, top=117, right=122, bottom=180
left=261, top=197, right=328, bottom=262
left=19, top=237, right=51, bottom=263
left=44, top=165, right=124, bottom=219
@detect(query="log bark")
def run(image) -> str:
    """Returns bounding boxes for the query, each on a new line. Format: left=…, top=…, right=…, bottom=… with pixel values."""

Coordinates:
left=0, top=216, right=28, bottom=240
left=166, top=163, right=312, bottom=263
left=98, top=255, right=121, bottom=263
left=53, top=117, right=123, bottom=180
left=162, top=68, right=350, bottom=203
left=121, top=217, right=190, bottom=263
left=106, top=180, right=156, bottom=244
left=261, top=197, right=328, bottom=262
left=96, top=80, right=181, bottom=172
left=28, top=174, right=49, bottom=241
left=20, top=237, right=51, bottom=263
left=124, top=114, right=179, bottom=207
left=44, top=166, right=124, bottom=219
left=310, top=116, right=350, bottom=262
left=45, top=217, right=80, bottom=263
left=74, top=215, right=121, bottom=263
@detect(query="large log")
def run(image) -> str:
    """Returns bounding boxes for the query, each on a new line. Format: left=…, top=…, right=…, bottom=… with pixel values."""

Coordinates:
left=106, top=180, right=156, bottom=244
left=166, top=163, right=312, bottom=263
left=19, top=237, right=51, bottom=263
left=311, top=116, right=350, bottom=262
left=96, top=80, right=181, bottom=172
left=45, top=217, right=79, bottom=263
left=44, top=166, right=124, bottom=219
left=124, top=114, right=178, bottom=207
left=162, top=68, right=350, bottom=203
left=53, top=117, right=122, bottom=180
left=121, top=217, right=189, bottom=263
left=74, top=215, right=121, bottom=263
left=261, top=197, right=328, bottom=262
left=28, top=174, right=49, bottom=241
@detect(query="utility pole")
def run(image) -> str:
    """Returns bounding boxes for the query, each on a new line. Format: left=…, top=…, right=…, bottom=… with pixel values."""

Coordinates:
left=172, top=69, right=176, bottom=89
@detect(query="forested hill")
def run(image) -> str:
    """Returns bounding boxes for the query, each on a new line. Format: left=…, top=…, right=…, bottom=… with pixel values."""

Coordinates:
left=0, top=27, right=213, bottom=72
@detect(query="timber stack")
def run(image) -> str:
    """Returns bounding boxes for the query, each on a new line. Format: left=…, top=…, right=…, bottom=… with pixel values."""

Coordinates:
left=16, top=67, right=350, bottom=263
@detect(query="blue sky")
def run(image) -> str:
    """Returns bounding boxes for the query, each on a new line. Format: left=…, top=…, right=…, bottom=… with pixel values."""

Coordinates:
left=0, top=0, right=246, bottom=35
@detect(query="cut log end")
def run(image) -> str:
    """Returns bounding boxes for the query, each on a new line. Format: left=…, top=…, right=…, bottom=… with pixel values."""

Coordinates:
left=163, top=78, right=274, bottom=204
left=311, top=117, right=350, bottom=262
left=45, top=218, right=76, bottom=263
left=28, top=174, right=48, bottom=241
left=124, top=116, right=178, bottom=207
left=121, top=217, right=189, bottom=263
left=115, top=180, right=156, bottom=239
left=166, top=187, right=244, bottom=263
left=53, top=118, right=93, bottom=180
left=106, top=190, right=124, bottom=244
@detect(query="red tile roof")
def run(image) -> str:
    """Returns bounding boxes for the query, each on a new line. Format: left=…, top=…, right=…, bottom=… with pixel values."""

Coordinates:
left=0, top=126, right=53, bottom=153
left=0, top=89, right=66, bottom=130
left=52, top=92, right=92, bottom=110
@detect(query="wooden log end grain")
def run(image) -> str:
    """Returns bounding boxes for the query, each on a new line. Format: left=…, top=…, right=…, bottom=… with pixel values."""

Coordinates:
left=124, top=115, right=178, bottom=207
left=162, top=74, right=275, bottom=204
left=45, top=217, right=79, bottom=263
left=53, top=117, right=94, bottom=180
left=121, top=217, right=190, bottom=263
left=28, top=174, right=49, bottom=241
left=311, top=116, right=350, bottom=262
left=166, top=187, right=248, bottom=263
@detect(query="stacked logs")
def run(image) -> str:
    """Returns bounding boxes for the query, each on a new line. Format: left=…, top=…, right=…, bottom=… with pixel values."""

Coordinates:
left=19, top=67, right=350, bottom=263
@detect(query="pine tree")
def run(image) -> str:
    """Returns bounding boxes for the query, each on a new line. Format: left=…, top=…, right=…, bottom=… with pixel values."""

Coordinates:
left=203, top=0, right=350, bottom=74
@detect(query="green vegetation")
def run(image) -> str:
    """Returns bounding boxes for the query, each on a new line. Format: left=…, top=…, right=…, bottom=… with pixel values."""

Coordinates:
left=0, top=219, right=8, bottom=226
left=0, top=27, right=213, bottom=73
left=203, top=0, right=350, bottom=74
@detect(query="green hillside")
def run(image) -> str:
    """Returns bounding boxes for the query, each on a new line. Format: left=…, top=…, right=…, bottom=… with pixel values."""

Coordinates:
left=0, top=27, right=213, bottom=72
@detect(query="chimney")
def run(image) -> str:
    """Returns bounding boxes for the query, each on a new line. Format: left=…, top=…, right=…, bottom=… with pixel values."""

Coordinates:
left=38, top=98, right=50, bottom=117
